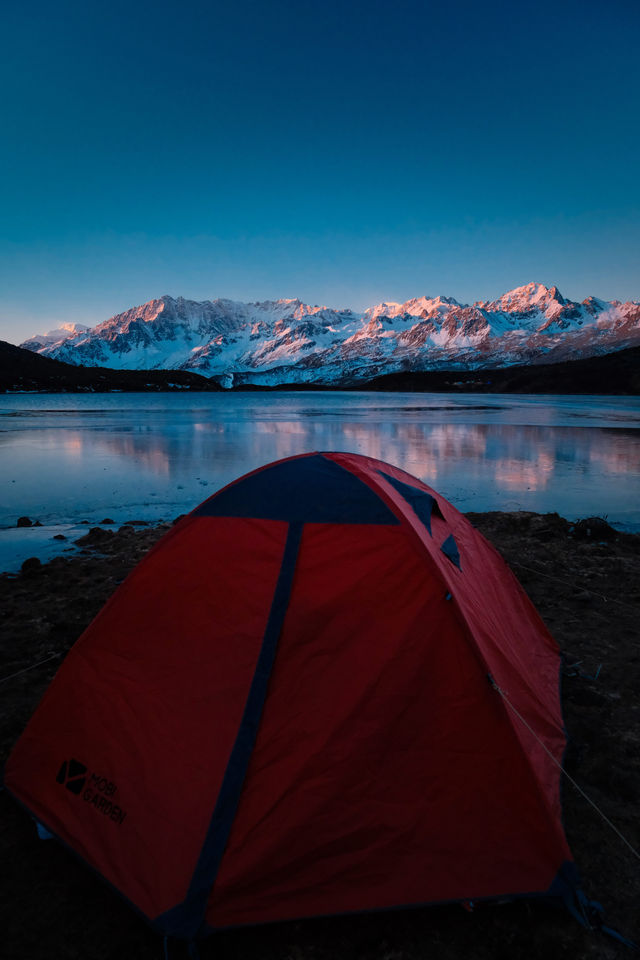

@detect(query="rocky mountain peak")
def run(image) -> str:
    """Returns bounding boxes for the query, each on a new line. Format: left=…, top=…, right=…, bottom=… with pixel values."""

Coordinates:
left=18, top=284, right=640, bottom=386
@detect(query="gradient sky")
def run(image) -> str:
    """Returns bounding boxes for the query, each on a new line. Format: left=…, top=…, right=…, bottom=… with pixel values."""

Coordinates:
left=1, top=0, right=639, bottom=343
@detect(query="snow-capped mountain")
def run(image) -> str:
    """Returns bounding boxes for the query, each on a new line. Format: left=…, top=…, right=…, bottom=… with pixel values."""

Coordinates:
left=22, top=321, right=90, bottom=352
left=21, top=283, right=640, bottom=387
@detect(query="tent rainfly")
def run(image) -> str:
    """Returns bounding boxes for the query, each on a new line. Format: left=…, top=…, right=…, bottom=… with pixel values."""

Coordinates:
left=5, top=452, right=585, bottom=941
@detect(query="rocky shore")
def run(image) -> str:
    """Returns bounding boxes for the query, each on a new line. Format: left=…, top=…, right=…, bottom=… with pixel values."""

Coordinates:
left=1, top=514, right=638, bottom=959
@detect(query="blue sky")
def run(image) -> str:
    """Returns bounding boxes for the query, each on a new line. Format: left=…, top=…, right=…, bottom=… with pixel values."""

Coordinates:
left=1, top=0, right=639, bottom=343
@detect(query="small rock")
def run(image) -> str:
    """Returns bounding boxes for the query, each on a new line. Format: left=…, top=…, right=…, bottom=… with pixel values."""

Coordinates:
left=33, top=520, right=43, bottom=527
left=21, top=556, right=41, bottom=573
left=100, top=518, right=115, bottom=525
left=89, top=527, right=113, bottom=541
left=17, top=516, right=32, bottom=527
left=76, top=527, right=115, bottom=546
left=53, top=534, right=67, bottom=541
left=124, top=520, right=149, bottom=526
left=573, top=516, right=616, bottom=540
left=574, top=590, right=592, bottom=604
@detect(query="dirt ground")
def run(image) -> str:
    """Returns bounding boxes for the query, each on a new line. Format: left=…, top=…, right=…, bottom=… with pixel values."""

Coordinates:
left=0, top=514, right=638, bottom=960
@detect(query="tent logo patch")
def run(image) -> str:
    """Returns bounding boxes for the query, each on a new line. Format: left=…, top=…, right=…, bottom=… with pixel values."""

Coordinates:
left=56, top=758, right=87, bottom=794
left=56, top=759, right=127, bottom=826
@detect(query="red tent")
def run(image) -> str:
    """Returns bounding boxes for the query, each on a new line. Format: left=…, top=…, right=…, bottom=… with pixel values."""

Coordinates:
left=5, top=452, right=579, bottom=940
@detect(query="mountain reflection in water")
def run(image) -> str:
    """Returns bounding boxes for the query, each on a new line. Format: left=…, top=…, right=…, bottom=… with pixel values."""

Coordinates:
left=0, top=393, right=638, bottom=533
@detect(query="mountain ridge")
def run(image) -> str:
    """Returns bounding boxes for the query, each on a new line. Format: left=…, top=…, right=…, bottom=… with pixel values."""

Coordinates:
left=21, top=283, right=640, bottom=387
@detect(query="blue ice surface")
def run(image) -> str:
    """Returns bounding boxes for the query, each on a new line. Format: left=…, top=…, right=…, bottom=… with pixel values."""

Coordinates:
left=1, top=391, right=638, bottom=573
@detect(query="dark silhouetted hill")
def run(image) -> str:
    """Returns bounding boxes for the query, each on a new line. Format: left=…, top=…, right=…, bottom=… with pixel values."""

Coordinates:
left=353, top=346, right=640, bottom=394
left=0, top=341, right=222, bottom=393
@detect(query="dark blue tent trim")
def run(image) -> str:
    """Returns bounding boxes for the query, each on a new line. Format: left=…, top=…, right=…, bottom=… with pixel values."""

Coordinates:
left=441, top=534, right=461, bottom=569
left=200, top=859, right=584, bottom=934
left=4, top=787, right=593, bottom=946
left=155, top=521, right=304, bottom=939
left=194, top=455, right=399, bottom=525
left=1, top=793, right=590, bottom=945
left=544, top=862, right=637, bottom=946
left=378, top=471, right=442, bottom=534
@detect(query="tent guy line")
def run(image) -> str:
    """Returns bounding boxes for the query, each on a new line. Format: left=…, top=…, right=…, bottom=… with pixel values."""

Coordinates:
left=511, top=559, right=640, bottom=613
left=489, top=677, right=640, bottom=862
left=0, top=652, right=61, bottom=686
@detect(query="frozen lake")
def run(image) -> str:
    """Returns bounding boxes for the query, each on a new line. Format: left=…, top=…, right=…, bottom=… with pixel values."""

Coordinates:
left=1, top=391, right=639, bottom=572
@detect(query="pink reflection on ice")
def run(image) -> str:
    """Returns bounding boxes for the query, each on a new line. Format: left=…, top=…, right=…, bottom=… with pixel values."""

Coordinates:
left=494, top=451, right=555, bottom=490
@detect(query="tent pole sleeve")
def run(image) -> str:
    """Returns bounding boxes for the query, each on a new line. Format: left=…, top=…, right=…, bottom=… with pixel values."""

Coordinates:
left=155, top=520, right=304, bottom=939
